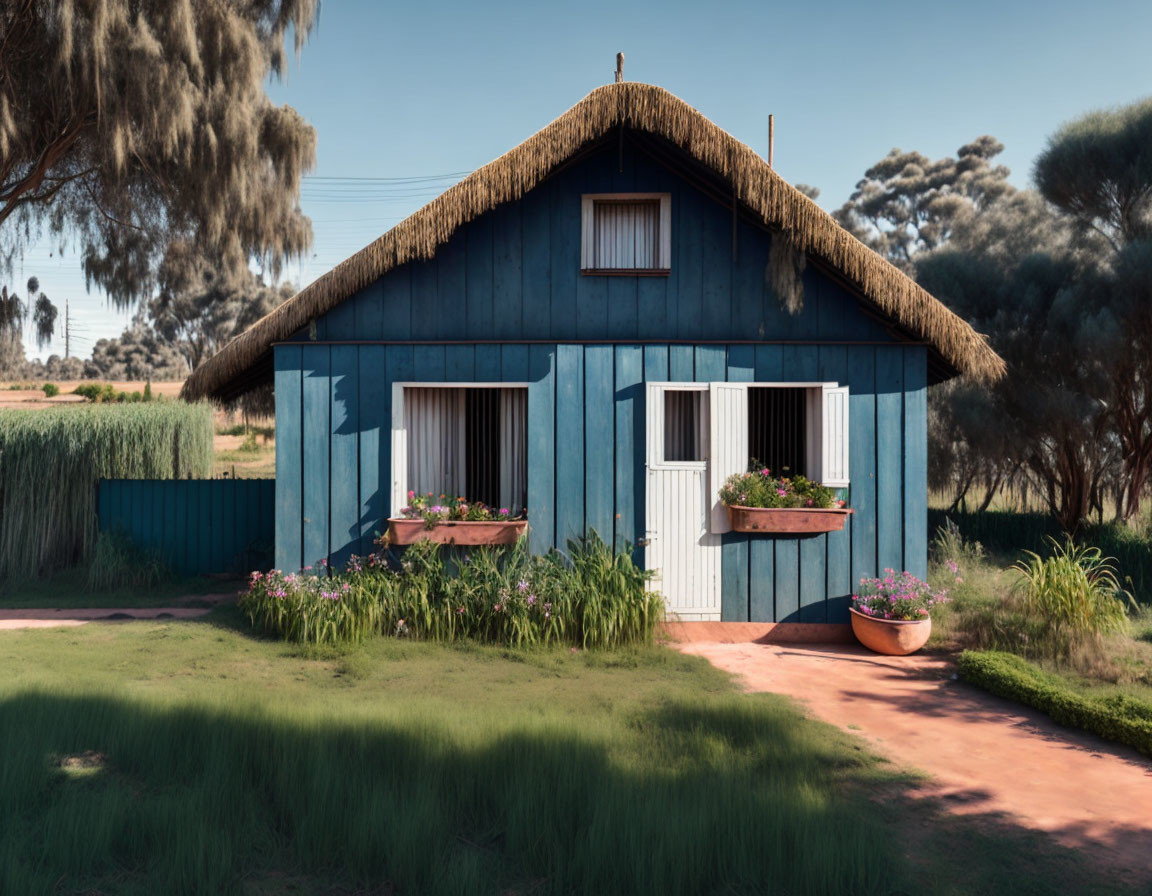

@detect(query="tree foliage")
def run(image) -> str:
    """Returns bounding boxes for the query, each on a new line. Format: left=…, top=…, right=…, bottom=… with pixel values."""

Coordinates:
left=0, top=0, right=317, bottom=307
left=835, top=137, right=1015, bottom=269
left=893, top=96, right=1152, bottom=529
left=149, top=248, right=295, bottom=371
left=1034, top=98, right=1152, bottom=249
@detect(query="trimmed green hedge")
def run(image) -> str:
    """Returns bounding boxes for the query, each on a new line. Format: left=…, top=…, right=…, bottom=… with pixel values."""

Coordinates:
left=957, top=650, right=1152, bottom=757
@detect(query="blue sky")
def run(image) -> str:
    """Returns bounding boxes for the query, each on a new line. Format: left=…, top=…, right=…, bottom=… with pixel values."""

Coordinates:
left=16, top=0, right=1152, bottom=362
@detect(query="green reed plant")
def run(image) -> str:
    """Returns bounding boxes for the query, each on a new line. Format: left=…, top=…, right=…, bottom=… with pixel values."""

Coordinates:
left=0, top=403, right=213, bottom=580
left=85, top=531, right=172, bottom=592
left=1013, top=537, right=1134, bottom=659
left=240, top=533, right=664, bottom=649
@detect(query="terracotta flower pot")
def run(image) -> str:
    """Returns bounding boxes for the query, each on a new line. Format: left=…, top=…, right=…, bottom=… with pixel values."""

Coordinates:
left=726, top=505, right=852, bottom=534
left=849, top=608, right=932, bottom=656
left=387, top=518, right=528, bottom=546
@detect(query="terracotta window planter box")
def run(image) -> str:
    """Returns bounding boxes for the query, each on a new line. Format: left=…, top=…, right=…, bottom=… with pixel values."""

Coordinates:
left=725, top=505, right=853, bottom=535
left=387, top=518, right=528, bottom=546
left=849, top=608, right=932, bottom=656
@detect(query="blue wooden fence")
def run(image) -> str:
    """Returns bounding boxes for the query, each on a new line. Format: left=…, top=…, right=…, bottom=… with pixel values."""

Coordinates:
left=97, top=479, right=275, bottom=576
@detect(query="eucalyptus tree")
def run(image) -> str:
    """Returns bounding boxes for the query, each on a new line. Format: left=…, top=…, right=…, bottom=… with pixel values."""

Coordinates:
left=834, top=136, right=1016, bottom=270
left=0, top=0, right=318, bottom=308
left=149, top=248, right=295, bottom=371
left=1036, top=98, right=1152, bottom=520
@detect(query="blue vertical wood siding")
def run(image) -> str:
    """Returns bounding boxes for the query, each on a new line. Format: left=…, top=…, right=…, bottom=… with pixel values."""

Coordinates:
left=99, top=479, right=274, bottom=576
left=273, top=140, right=931, bottom=622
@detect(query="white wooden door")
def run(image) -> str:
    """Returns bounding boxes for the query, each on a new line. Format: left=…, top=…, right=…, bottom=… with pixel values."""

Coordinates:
left=644, top=383, right=722, bottom=620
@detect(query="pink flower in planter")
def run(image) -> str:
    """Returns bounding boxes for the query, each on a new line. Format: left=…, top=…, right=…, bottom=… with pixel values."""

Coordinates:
left=776, top=488, right=787, bottom=497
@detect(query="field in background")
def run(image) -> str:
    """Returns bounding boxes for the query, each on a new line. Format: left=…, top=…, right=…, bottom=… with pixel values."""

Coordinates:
left=1, top=380, right=274, bottom=479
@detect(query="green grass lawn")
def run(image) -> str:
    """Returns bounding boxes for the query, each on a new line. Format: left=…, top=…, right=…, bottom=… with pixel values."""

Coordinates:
left=0, top=569, right=241, bottom=609
left=0, top=609, right=1127, bottom=895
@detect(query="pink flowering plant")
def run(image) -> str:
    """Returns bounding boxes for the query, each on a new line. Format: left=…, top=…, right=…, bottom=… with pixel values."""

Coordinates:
left=718, top=467, right=842, bottom=509
left=239, top=567, right=381, bottom=645
left=399, top=491, right=520, bottom=529
left=239, top=532, right=663, bottom=649
left=852, top=569, right=948, bottom=621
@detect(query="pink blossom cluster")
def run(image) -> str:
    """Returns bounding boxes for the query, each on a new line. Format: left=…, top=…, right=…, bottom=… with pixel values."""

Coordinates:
left=851, top=568, right=948, bottom=621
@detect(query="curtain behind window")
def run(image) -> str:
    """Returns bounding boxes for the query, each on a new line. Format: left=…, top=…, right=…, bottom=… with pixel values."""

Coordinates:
left=593, top=199, right=660, bottom=269
left=500, top=388, right=527, bottom=514
left=664, top=390, right=705, bottom=462
left=405, top=388, right=466, bottom=500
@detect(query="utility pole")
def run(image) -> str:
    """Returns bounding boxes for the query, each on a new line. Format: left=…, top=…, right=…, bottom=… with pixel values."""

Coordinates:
left=64, top=300, right=71, bottom=357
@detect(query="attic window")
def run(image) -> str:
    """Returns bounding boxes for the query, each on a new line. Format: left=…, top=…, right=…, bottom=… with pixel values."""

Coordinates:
left=581, top=193, right=671, bottom=274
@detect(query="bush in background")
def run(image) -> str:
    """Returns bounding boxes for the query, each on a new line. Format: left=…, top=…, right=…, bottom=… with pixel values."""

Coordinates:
left=85, top=530, right=172, bottom=592
left=41, top=383, right=58, bottom=397
left=0, top=403, right=213, bottom=580
left=1013, top=538, right=1133, bottom=659
left=241, top=534, right=663, bottom=649
left=958, top=650, right=1152, bottom=757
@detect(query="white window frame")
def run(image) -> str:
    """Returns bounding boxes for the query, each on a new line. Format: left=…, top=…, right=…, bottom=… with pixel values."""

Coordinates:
left=581, top=193, right=672, bottom=272
left=646, top=382, right=708, bottom=471
left=707, top=381, right=851, bottom=533
left=390, top=382, right=530, bottom=516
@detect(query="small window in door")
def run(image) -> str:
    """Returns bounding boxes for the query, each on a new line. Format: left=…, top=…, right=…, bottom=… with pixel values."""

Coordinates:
left=664, top=390, right=706, bottom=462
left=748, top=386, right=808, bottom=476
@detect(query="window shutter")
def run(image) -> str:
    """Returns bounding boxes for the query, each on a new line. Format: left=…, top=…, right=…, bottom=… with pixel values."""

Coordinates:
left=708, top=382, right=748, bottom=533
left=821, top=384, right=850, bottom=488
left=390, top=383, right=407, bottom=516
left=645, top=382, right=665, bottom=468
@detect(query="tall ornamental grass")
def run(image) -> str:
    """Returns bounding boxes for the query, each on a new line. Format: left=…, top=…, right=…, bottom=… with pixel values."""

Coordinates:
left=241, top=534, right=664, bottom=648
left=1013, top=537, right=1133, bottom=658
left=0, top=403, right=213, bottom=581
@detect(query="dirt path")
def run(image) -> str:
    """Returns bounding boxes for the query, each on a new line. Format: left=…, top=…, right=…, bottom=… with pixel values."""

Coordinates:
left=0, top=607, right=217, bottom=630
left=675, top=639, right=1152, bottom=885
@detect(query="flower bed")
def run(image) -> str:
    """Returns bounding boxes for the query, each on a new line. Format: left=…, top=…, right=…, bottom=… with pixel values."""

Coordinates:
left=389, top=491, right=527, bottom=545
left=719, top=468, right=848, bottom=534
left=239, top=533, right=663, bottom=648
left=726, top=505, right=852, bottom=534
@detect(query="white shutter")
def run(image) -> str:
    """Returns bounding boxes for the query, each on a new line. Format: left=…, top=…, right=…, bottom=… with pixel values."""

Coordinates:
left=821, top=384, right=850, bottom=487
left=708, top=382, right=748, bottom=533
left=805, top=387, right=823, bottom=482
left=390, top=383, right=407, bottom=516
left=645, top=382, right=665, bottom=467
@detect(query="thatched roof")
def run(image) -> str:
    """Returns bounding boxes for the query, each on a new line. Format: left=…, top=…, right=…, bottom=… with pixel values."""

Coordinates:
left=183, top=82, right=1004, bottom=402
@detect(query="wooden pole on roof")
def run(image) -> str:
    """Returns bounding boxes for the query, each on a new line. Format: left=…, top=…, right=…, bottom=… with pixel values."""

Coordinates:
left=768, top=114, right=775, bottom=168
left=615, top=53, right=624, bottom=83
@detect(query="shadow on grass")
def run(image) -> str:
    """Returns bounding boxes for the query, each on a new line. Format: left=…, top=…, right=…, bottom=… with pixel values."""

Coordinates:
left=0, top=686, right=1136, bottom=896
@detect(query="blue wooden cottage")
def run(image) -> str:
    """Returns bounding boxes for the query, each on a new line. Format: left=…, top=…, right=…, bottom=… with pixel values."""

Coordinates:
left=184, top=82, right=1003, bottom=625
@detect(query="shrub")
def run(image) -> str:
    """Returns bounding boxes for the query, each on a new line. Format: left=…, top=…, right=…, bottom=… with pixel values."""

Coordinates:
left=85, top=530, right=172, bottom=591
left=239, top=431, right=260, bottom=452
left=240, top=566, right=382, bottom=645
left=0, top=403, right=214, bottom=579
left=41, top=383, right=59, bottom=397
left=143, top=381, right=153, bottom=402
left=719, top=467, right=840, bottom=509
left=958, top=650, right=1152, bottom=757
left=1013, top=537, right=1133, bottom=658
left=240, top=533, right=663, bottom=648
left=852, top=570, right=949, bottom=620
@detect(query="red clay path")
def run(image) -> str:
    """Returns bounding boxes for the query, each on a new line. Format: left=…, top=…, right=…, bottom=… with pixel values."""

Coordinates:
left=672, top=632, right=1152, bottom=885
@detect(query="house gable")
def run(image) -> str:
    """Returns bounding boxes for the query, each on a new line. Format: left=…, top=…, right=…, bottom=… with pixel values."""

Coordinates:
left=302, top=139, right=899, bottom=348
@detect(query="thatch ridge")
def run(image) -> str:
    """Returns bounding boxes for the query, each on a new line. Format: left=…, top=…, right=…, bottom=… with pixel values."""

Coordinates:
left=182, top=82, right=1004, bottom=401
